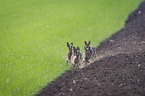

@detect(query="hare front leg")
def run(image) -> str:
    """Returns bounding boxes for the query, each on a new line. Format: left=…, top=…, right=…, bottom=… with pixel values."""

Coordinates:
left=71, top=64, right=75, bottom=74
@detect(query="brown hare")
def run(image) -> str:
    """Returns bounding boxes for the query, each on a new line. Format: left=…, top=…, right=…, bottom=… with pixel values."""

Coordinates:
left=66, top=42, right=73, bottom=64
left=83, top=41, right=96, bottom=65
left=71, top=46, right=82, bottom=72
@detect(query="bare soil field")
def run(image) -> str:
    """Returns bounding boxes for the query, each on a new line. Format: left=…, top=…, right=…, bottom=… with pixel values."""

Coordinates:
left=37, top=1, right=145, bottom=96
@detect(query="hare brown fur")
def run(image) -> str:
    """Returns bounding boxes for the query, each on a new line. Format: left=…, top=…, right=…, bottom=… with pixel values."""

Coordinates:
left=83, top=41, right=96, bottom=65
left=71, top=46, right=82, bottom=72
left=66, top=42, right=73, bottom=63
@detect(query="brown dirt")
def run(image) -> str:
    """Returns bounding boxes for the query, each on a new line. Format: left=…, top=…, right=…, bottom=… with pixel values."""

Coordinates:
left=37, top=1, right=145, bottom=96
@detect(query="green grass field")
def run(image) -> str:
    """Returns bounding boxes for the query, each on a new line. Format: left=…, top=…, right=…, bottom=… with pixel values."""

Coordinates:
left=0, top=0, right=142, bottom=95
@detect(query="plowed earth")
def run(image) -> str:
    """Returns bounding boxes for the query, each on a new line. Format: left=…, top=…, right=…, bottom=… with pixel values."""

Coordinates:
left=37, top=1, right=145, bottom=96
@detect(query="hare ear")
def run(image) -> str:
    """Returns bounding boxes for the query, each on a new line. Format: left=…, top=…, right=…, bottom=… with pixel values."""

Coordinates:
left=73, top=47, right=75, bottom=51
left=77, top=46, right=80, bottom=50
left=84, top=41, right=87, bottom=45
left=88, top=41, right=91, bottom=46
left=70, top=43, right=73, bottom=48
left=67, top=42, right=70, bottom=48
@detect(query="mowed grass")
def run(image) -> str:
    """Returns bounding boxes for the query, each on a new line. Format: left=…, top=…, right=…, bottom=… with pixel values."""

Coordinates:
left=0, top=0, right=142, bottom=96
